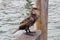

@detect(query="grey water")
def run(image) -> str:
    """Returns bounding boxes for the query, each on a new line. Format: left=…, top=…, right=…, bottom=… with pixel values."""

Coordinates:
left=48, top=0, right=60, bottom=40
left=0, top=0, right=60, bottom=40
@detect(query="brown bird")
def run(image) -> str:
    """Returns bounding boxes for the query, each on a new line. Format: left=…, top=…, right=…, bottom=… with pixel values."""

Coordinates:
left=13, top=8, right=40, bottom=34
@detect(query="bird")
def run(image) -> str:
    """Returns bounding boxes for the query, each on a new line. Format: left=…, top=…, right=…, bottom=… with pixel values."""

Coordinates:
left=13, top=7, right=40, bottom=34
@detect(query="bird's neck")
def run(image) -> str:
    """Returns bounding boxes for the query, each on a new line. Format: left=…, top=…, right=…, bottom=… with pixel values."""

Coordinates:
left=30, top=14, right=38, bottom=20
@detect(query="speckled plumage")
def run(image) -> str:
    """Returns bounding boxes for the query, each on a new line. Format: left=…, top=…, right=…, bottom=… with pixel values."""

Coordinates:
left=13, top=8, right=40, bottom=33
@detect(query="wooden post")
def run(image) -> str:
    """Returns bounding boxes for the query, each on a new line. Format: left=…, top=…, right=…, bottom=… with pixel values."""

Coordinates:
left=34, top=0, right=48, bottom=40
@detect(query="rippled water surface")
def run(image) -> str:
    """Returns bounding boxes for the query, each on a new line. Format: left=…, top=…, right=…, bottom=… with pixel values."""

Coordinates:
left=48, top=0, right=60, bottom=40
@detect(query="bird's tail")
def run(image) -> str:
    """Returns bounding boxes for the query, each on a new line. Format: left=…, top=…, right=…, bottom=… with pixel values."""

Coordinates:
left=12, top=28, right=19, bottom=34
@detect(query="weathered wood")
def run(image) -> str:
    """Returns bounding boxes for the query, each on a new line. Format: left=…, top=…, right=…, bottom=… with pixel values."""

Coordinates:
left=34, top=0, right=48, bottom=40
left=14, top=30, right=41, bottom=40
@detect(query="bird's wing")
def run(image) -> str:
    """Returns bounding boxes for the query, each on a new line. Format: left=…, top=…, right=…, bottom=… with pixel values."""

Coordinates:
left=20, top=16, right=30, bottom=24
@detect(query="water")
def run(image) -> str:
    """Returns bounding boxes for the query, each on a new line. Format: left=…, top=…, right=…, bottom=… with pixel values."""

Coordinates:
left=0, top=0, right=28, bottom=40
left=48, top=0, right=60, bottom=40
left=0, top=0, right=60, bottom=40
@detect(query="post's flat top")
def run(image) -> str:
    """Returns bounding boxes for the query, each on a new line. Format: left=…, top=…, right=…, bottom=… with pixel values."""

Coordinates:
left=14, top=30, right=41, bottom=40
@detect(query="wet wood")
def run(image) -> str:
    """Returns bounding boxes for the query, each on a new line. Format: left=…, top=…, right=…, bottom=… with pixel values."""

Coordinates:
left=34, top=0, right=48, bottom=40
left=14, top=30, right=41, bottom=40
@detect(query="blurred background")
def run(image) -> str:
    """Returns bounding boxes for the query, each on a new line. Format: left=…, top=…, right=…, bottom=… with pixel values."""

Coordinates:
left=0, top=0, right=60, bottom=40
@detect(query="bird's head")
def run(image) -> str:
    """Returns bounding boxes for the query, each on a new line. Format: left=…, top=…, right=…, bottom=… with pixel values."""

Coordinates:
left=30, top=7, right=40, bottom=17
